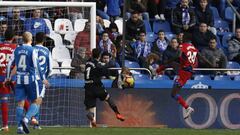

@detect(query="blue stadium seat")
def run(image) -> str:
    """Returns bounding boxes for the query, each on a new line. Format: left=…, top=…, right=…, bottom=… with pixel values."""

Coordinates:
left=210, top=6, right=221, bottom=20
left=134, top=74, right=150, bottom=80
left=234, top=76, right=240, bottom=81
left=144, top=20, right=152, bottom=32
left=146, top=32, right=155, bottom=43
left=115, top=62, right=120, bottom=68
left=225, top=7, right=235, bottom=21
left=153, top=21, right=171, bottom=33
left=0, top=16, right=6, bottom=21
left=165, top=33, right=176, bottom=41
left=194, top=75, right=211, bottom=81
left=222, top=32, right=233, bottom=48
left=214, top=75, right=231, bottom=81
left=227, top=61, right=240, bottom=69
left=214, top=20, right=230, bottom=36
left=125, top=60, right=140, bottom=68
left=216, top=36, right=222, bottom=48
left=154, top=75, right=170, bottom=80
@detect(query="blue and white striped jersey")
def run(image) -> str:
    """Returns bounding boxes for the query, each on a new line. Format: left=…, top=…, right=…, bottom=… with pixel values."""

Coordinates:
left=7, top=44, right=44, bottom=84
left=33, top=44, right=52, bottom=79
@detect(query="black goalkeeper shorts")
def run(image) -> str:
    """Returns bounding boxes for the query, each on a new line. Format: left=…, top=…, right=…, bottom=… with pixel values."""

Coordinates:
left=84, top=84, right=108, bottom=109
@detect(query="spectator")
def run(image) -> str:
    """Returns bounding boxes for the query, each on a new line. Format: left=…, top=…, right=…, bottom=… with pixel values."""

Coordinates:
left=228, top=28, right=240, bottom=63
left=96, top=16, right=105, bottom=35
left=74, top=21, right=91, bottom=55
left=147, top=0, right=167, bottom=20
left=200, top=37, right=227, bottom=70
left=152, top=30, right=169, bottom=61
left=127, top=0, right=149, bottom=20
left=166, top=0, right=181, bottom=8
left=24, top=9, right=50, bottom=37
left=192, top=22, right=215, bottom=50
left=70, top=47, right=89, bottom=79
left=98, top=32, right=117, bottom=58
left=162, top=38, right=180, bottom=76
left=132, top=31, right=152, bottom=67
left=100, top=51, right=118, bottom=79
left=104, top=0, right=123, bottom=21
left=0, top=21, right=8, bottom=42
left=7, top=8, right=25, bottom=40
left=107, top=22, right=120, bottom=41
left=195, top=0, right=216, bottom=35
left=115, top=35, right=124, bottom=65
left=145, top=53, right=160, bottom=76
left=171, top=0, right=196, bottom=34
left=96, top=0, right=110, bottom=20
left=126, top=11, right=145, bottom=42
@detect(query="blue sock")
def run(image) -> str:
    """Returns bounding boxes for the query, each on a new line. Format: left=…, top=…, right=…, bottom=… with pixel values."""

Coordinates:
left=25, top=103, right=40, bottom=121
left=34, top=109, right=40, bottom=121
left=16, top=106, right=24, bottom=127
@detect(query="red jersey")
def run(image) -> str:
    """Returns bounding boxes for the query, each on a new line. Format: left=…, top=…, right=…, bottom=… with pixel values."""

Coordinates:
left=0, top=42, right=16, bottom=77
left=179, top=43, right=198, bottom=69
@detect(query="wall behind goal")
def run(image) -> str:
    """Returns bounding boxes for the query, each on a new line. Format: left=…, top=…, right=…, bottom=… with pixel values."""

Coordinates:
left=97, top=89, right=240, bottom=129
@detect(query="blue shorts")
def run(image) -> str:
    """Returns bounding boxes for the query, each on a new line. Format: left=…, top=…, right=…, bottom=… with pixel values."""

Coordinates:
left=15, top=80, right=45, bottom=102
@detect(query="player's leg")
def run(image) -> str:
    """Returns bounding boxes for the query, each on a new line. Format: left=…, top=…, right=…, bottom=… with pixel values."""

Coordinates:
left=31, top=80, right=45, bottom=130
left=15, top=84, right=27, bottom=134
left=97, top=87, right=124, bottom=121
left=0, top=84, right=12, bottom=132
left=21, top=81, right=42, bottom=134
left=84, top=86, right=97, bottom=127
left=24, top=99, right=30, bottom=111
left=0, top=95, right=9, bottom=132
left=172, top=70, right=194, bottom=119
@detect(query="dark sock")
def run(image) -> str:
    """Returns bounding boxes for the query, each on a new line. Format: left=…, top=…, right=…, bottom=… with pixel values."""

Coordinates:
left=86, top=112, right=94, bottom=121
left=106, top=97, right=120, bottom=114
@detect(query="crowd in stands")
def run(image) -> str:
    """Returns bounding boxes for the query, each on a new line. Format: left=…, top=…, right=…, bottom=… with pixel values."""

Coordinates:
left=0, top=0, right=240, bottom=80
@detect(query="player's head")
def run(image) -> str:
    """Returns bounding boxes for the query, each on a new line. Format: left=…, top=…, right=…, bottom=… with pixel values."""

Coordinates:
left=4, top=30, right=15, bottom=42
left=182, top=33, right=192, bottom=43
left=101, top=51, right=111, bottom=64
left=208, top=37, right=217, bottom=49
left=35, top=32, right=46, bottom=45
left=92, top=48, right=101, bottom=60
left=22, top=31, right=33, bottom=45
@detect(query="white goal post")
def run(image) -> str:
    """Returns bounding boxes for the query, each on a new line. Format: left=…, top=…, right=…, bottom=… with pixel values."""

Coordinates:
left=0, top=1, right=96, bottom=50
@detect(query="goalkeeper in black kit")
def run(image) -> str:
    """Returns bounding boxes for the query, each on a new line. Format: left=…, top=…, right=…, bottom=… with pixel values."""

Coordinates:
left=84, top=48, right=125, bottom=127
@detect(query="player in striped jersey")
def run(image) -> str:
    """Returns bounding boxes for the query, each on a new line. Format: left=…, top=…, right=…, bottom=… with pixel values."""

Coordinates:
left=6, top=32, right=49, bottom=134
left=31, top=32, right=52, bottom=129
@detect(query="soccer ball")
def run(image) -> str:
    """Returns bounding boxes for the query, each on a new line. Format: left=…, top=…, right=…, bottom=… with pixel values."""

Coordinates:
left=123, top=75, right=135, bottom=88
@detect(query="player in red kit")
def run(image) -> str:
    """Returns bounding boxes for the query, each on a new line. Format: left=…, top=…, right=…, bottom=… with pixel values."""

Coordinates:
left=0, top=30, right=17, bottom=132
left=156, top=35, right=215, bottom=119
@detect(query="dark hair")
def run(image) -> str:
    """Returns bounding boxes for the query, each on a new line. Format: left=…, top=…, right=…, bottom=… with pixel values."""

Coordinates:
left=0, top=20, right=7, bottom=25
left=92, top=48, right=101, bottom=59
left=131, top=10, right=139, bottom=15
left=182, top=33, right=192, bottom=43
left=109, top=22, right=118, bottom=32
left=101, top=51, right=111, bottom=58
left=158, top=30, right=165, bottom=34
left=209, top=36, right=217, bottom=42
left=35, top=32, right=46, bottom=44
left=4, top=30, right=15, bottom=41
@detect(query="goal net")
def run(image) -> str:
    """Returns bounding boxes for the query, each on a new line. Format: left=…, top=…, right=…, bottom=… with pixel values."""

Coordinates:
left=0, top=1, right=96, bottom=127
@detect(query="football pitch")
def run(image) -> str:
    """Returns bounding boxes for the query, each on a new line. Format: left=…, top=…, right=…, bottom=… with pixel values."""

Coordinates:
left=4, top=127, right=240, bottom=135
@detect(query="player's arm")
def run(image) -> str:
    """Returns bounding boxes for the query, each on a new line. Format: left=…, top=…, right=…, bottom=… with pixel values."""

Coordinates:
left=6, top=52, right=15, bottom=80
left=32, top=49, right=50, bottom=87
left=46, top=51, right=53, bottom=78
left=197, top=52, right=216, bottom=68
left=156, top=49, right=181, bottom=74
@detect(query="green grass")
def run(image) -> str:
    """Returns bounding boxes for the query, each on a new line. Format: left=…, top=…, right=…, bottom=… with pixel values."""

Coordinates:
left=4, top=127, right=240, bottom=135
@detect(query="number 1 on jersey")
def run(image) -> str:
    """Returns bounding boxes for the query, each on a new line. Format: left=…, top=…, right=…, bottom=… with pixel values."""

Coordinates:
left=86, top=67, right=91, bottom=79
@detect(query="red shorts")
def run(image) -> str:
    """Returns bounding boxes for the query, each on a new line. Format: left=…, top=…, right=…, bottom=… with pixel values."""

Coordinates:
left=174, top=69, right=192, bottom=87
left=0, top=82, right=12, bottom=95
